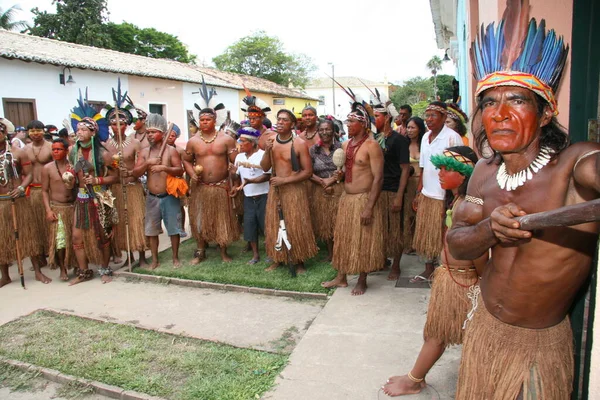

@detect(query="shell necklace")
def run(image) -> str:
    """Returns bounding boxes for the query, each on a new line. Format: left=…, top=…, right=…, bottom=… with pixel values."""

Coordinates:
left=199, top=131, right=218, bottom=144
left=496, top=146, right=554, bottom=191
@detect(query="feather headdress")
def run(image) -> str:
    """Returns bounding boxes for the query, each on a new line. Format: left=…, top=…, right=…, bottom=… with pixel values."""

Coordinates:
left=327, top=74, right=377, bottom=137
left=102, top=78, right=137, bottom=126
left=221, top=111, right=241, bottom=138
left=240, top=85, right=271, bottom=116
left=70, top=88, right=109, bottom=142
left=194, top=75, right=226, bottom=126
left=471, top=0, right=569, bottom=115
left=369, top=87, right=398, bottom=118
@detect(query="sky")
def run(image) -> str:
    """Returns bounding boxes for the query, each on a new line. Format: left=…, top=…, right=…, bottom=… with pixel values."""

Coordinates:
left=2, top=0, right=456, bottom=85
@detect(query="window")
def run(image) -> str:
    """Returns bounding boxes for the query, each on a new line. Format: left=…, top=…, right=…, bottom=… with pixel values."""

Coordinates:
left=149, top=104, right=164, bottom=115
left=273, top=98, right=285, bottom=105
left=318, top=96, right=325, bottom=105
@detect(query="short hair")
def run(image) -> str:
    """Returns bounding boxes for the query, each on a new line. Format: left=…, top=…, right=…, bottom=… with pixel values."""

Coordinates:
left=58, top=128, right=69, bottom=138
left=52, top=137, right=69, bottom=149
left=277, top=109, right=297, bottom=124
left=302, top=106, right=317, bottom=115
left=428, top=101, right=447, bottom=110
left=26, top=120, right=45, bottom=130
left=400, top=105, right=412, bottom=114
left=45, top=124, right=58, bottom=133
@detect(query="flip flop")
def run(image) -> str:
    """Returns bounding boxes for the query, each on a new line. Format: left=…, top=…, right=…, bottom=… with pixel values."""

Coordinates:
left=247, top=259, right=260, bottom=265
left=409, top=275, right=430, bottom=283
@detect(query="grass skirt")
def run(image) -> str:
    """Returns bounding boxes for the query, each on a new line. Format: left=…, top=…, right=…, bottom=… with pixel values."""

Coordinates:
left=403, top=175, right=419, bottom=249
left=423, top=266, right=478, bottom=346
left=413, top=195, right=445, bottom=260
left=456, top=302, right=574, bottom=400
left=308, top=182, right=343, bottom=241
left=0, top=197, right=39, bottom=265
left=265, top=182, right=318, bottom=263
left=189, top=181, right=240, bottom=246
left=332, top=192, right=385, bottom=274
left=74, top=197, right=109, bottom=266
left=233, top=190, right=244, bottom=217
left=48, top=202, right=74, bottom=269
left=28, top=187, right=49, bottom=254
left=111, top=183, right=147, bottom=253
left=380, top=190, right=403, bottom=257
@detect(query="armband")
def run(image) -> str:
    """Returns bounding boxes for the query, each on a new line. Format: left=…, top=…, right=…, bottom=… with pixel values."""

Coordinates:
left=465, top=195, right=484, bottom=206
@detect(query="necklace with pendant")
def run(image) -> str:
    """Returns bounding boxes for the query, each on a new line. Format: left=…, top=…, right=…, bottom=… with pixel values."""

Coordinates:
left=496, top=146, right=554, bottom=191
left=199, top=131, right=218, bottom=144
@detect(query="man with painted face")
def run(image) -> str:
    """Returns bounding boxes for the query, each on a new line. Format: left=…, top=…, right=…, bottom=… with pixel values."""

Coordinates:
left=260, top=109, right=318, bottom=275
left=24, top=119, right=54, bottom=273
left=240, top=91, right=275, bottom=151
left=104, top=100, right=148, bottom=268
left=131, top=106, right=150, bottom=148
left=68, top=106, right=119, bottom=285
left=133, top=114, right=184, bottom=269
left=411, top=102, right=462, bottom=283
left=41, top=138, right=76, bottom=281
left=446, top=3, right=600, bottom=398
left=298, top=106, right=319, bottom=148
left=183, top=106, right=239, bottom=263
left=321, top=104, right=385, bottom=295
left=0, top=117, right=41, bottom=287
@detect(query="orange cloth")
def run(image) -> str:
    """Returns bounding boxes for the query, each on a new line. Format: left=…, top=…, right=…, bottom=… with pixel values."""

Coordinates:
left=166, top=175, right=189, bottom=198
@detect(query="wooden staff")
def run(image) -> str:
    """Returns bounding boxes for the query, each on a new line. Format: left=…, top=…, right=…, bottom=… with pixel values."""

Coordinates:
left=10, top=196, right=25, bottom=289
left=114, top=106, right=133, bottom=272
left=514, top=198, right=600, bottom=230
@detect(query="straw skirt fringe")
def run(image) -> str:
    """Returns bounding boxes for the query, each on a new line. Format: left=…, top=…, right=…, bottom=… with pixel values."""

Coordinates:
left=111, top=183, right=147, bottom=253
left=48, top=202, right=75, bottom=268
left=332, top=192, right=385, bottom=274
left=403, top=175, right=419, bottom=249
left=265, top=182, right=318, bottom=263
left=413, top=195, right=445, bottom=260
left=423, top=266, right=478, bottom=346
left=189, top=182, right=239, bottom=246
left=456, top=302, right=574, bottom=400
left=0, top=197, right=39, bottom=265
left=28, top=187, right=49, bottom=254
left=308, top=182, right=343, bottom=241
left=380, top=190, right=403, bottom=257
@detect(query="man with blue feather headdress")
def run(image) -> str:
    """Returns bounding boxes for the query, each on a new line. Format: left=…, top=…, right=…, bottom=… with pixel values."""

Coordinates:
left=444, top=0, right=600, bottom=398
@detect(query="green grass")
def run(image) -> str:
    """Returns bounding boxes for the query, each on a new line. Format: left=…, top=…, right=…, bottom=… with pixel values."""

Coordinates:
left=0, top=363, right=42, bottom=392
left=0, top=311, right=287, bottom=400
left=134, top=238, right=337, bottom=294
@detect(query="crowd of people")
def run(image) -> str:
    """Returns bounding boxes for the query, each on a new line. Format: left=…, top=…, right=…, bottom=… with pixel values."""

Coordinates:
left=0, top=1, right=599, bottom=397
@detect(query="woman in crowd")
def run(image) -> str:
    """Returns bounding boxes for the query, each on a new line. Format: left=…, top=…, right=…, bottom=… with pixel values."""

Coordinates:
left=308, top=118, right=343, bottom=262
left=445, top=103, right=469, bottom=147
left=403, top=117, right=426, bottom=253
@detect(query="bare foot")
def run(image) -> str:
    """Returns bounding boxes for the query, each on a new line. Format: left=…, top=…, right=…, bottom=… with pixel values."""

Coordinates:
left=112, top=256, right=123, bottom=264
left=59, top=268, right=69, bottom=281
left=351, top=280, right=367, bottom=295
left=148, top=262, right=159, bottom=270
left=221, top=254, right=233, bottom=262
left=173, top=259, right=181, bottom=269
left=101, top=275, right=112, bottom=284
left=321, top=276, right=348, bottom=288
left=49, top=263, right=58, bottom=270
left=296, top=265, right=307, bottom=275
left=35, top=271, right=52, bottom=284
left=68, top=270, right=93, bottom=286
left=265, top=262, right=280, bottom=272
left=247, top=258, right=260, bottom=265
left=138, top=258, right=149, bottom=269
left=382, top=375, right=426, bottom=396
left=190, top=249, right=205, bottom=265
left=387, top=267, right=401, bottom=281
left=0, top=277, right=11, bottom=288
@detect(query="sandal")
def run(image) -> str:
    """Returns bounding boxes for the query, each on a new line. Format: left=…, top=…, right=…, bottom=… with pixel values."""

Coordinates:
left=409, top=275, right=431, bottom=283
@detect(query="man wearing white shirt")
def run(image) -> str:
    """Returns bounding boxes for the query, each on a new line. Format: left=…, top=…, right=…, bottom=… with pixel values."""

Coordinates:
left=230, top=127, right=271, bottom=264
left=411, top=102, right=462, bottom=282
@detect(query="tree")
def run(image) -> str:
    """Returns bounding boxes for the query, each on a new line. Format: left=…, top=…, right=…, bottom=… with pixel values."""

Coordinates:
left=0, top=4, right=29, bottom=31
left=390, top=77, right=433, bottom=108
left=213, top=31, right=316, bottom=88
left=104, top=22, right=196, bottom=63
left=28, top=0, right=111, bottom=48
left=426, top=56, right=443, bottom=100
left=434, top=74, right=455, bottom=103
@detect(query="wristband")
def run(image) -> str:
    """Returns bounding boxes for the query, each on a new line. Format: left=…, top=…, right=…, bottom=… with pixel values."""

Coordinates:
left=17, top=185, right=25, bottom=194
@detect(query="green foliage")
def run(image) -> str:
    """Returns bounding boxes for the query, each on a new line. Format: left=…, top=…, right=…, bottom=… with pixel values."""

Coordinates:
left=0, top=310, right=288, bottom=400
left=135, top=238, right=337, bottom=294
left=105, top=22, right=196, bottom=63
left=0, top=4, right=29, bottom=31
left=27, top=0, right=195, bottom=63
left=213, top=31, right=316, bottom=88
left=390, top=74, right=455, bottom=110
left=411, top=101, right=430, bottom=118
left=29, top=0, right=111, bottom=48
left=426, top=55, right=443, bottom=76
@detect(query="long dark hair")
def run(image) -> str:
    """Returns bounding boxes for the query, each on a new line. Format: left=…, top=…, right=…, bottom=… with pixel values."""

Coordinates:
left=406, top=116, right=426, bottom=150
left=472, top=92, right=569, bottom=163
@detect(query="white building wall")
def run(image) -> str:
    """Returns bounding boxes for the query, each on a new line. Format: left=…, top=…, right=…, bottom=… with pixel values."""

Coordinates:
left=182, top=82, right=239, bottom=125
left=305, top=84, right=390, bottom=121
left=0, top=58, right=128, bottom=127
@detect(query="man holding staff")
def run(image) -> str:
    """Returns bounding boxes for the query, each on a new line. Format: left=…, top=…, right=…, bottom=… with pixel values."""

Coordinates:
left=447, top=2, right=600, bottom=398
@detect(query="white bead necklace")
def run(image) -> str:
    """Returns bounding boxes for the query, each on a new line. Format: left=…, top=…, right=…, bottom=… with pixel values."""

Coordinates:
left=496, top=146, right=554, bottom=191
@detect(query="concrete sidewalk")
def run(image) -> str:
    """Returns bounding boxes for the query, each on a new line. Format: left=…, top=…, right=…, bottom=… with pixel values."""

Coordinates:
left=266, top=254, right=461, bottom=400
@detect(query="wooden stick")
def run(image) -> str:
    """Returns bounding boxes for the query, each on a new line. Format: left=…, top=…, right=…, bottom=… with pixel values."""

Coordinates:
left=10, top=198, right=25, bottom=289
left=515, top=198, right=600, bottom=230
